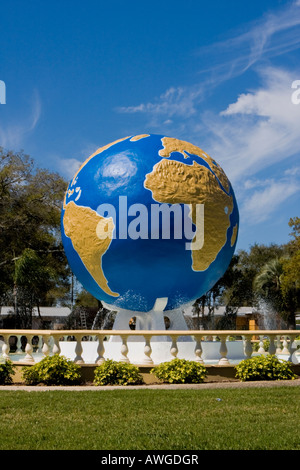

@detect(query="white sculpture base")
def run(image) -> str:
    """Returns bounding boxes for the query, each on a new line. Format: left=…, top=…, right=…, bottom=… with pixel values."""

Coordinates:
left=104, top=297, right=191, bottom=342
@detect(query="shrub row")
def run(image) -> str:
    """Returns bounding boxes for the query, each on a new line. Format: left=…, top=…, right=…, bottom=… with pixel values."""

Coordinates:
left=0, top=354, right=297, bottom=386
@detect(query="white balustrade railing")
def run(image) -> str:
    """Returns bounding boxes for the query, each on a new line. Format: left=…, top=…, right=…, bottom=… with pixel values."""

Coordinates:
left=0, top=329, right=299, bottom=366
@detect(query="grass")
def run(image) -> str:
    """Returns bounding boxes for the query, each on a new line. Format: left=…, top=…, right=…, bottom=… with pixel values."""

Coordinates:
left=0, top=387, right=300, bottom=450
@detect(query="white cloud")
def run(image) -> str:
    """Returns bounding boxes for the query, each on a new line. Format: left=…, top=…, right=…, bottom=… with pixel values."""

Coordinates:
left=202, top=66, right=300, bottom=188
left=116, top=1, right=300, bottom=124
left=243, top=178, right=273, bottom=190
left=241, top=178, right=299, bottom=224
left=284, top=166, right=300, bottom=176
left=0, top=90, right=41, bottom=149
left=57, top=157, right=82, bottom=180
left=56, top=142, right=101, bottom=180
left=196, top=0, right=300, bottom=79
left=221, top=67, right=298, bottom=123
left=116, top=86, right=201, bottom=121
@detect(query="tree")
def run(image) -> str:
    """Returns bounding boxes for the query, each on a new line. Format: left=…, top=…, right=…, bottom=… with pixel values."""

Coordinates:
left=14, top=248, right=58, bottom=328
left=280, top=217, right=300, bottom=327
left=281, top=217, right=300, bottom=292
left=192, top=242, right=292, bottom=330
left=192, top=277, right=223, bottom=329
left=254, top=258, right=283, bottom=295
left=234, top=243, right=289, bottom=307
left=192, top=255, right=241, bottom=329
left=0, top=148, right=71, bottom=325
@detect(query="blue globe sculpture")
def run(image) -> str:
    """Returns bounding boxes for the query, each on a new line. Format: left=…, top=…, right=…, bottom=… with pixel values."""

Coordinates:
left=61, top=134, right=239, bottom=312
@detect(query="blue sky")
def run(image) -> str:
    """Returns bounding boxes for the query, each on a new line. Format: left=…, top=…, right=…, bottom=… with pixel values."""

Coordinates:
left=0, top=0, right=300, bottom=252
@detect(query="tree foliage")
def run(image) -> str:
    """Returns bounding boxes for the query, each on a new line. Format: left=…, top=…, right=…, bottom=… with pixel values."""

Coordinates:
left=281, top=218, right=300, bottom=295
left=193, top=232, right=299, bottom=330
left=0, top=148, right=70, bottom=326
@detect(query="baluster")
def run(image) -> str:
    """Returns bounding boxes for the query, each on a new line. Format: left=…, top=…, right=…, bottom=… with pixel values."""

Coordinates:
left=95, top=334, right=105, bottom=364
left=268, top=334, right=276, bottom=355
left=194, top=335, right=204, bottom=363
left=119, top=335, right=130, bottom=363
left=287, top=334, right=297, bottom=363
left=218, top=335, right=230, bottom=365
left=24, top=335, right=35, bottom=363
left=42, top=335, right=50, bottom=357
left=258, top=335, right=266, bottom=355
left=170, top=335, right=178, bottom=359
left=16, top=335, right=22, bottom=353
left=51, top=334, right=61, bottom=356
left=243, top=335, right=253, bottom=359
left=37, top=335, right=43, bottom=353
left=143, top=335, right=153, bottom=365
left=74, top=335, right=84, bottom=363
left=2, top=334, right=10, bottom=360
left=276, top=335, right=282, bottom=355
left=282, top=336, right=290, bottom=355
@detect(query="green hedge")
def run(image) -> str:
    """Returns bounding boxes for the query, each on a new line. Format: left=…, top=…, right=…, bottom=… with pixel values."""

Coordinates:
left=151, top=358, right=207, bottom=384
left=22, top=355, right=82, bottom=385
left=235, top=355, right=297, bottom=382
left=93, top=360, right=144, bottom=386
left=0, top=360, right=15, bottom=385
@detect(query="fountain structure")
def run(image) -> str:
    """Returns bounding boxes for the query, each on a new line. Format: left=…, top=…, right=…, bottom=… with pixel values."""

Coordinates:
left=257, top=298, right=287, bottom=330
left=60, top=134, right=240, bottom=364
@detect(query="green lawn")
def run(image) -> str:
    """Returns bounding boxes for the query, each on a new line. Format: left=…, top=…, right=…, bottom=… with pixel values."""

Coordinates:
left=0, top=387, right=299, bottom=450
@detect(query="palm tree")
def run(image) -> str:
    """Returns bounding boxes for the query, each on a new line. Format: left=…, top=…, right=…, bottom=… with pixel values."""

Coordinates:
left=254, top=258, right=283, bottom=296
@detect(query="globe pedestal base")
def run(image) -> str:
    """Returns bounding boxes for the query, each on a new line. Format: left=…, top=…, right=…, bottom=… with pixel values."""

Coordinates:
left=103, top=297, right=192, bottom=342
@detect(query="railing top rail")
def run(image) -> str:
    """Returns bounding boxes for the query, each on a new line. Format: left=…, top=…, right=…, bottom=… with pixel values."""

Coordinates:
left=0, top=329, right=298, bottom=336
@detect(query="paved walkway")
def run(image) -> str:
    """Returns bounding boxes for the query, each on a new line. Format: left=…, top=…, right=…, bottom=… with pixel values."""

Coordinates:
left=1, top=378, right=300, bottom=391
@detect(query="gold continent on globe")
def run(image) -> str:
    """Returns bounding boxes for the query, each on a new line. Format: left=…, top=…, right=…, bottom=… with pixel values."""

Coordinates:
left=144, top=137, right=236, bottom=271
